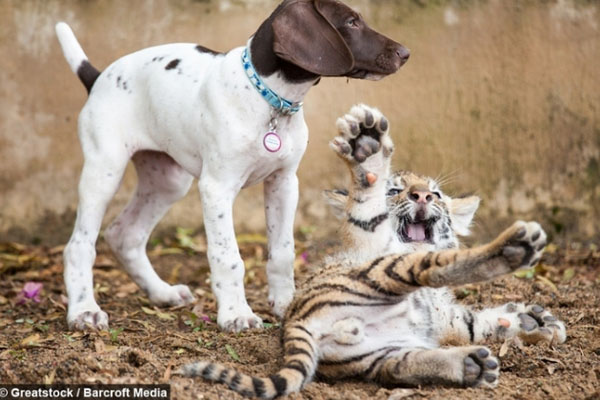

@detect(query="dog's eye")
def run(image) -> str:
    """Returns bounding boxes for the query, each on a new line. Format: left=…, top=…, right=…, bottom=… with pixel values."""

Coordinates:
left=433, top=191, right=442, bottom=199
left=387, top=188, right=402, bottom=196
left=346, top=17, right=358, bottom=27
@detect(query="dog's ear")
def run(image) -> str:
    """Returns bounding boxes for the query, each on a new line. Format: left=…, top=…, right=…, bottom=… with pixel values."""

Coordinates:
left=272, top=0, right=354, bottom=76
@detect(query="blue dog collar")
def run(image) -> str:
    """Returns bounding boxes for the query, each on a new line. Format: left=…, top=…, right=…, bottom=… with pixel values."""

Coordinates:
left=242, top=46, right=303, bottom=116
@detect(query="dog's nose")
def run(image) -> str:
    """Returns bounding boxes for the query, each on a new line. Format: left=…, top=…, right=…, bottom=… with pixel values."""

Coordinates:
left=396, top=46, right=410, bottom=66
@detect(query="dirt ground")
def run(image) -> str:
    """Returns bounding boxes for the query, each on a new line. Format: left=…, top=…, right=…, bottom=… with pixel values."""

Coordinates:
left=0, top=232, right=599, bottom=400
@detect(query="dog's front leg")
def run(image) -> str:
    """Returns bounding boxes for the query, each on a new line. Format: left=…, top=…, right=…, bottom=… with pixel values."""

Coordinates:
left=199, top=173, right=263, bottom=332
left=264, top=170, right=298, bottom=317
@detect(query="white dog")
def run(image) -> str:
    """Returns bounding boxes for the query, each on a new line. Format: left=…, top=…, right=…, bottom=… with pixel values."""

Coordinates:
left=56, top=0, right=409, bottom=332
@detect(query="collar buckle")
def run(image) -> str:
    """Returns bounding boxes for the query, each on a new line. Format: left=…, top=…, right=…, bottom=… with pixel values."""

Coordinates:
left=242, top=46, right=304, bottom=117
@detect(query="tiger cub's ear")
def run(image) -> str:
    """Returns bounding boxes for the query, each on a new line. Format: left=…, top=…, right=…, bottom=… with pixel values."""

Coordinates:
left=449, top=195, right=480, bottom=236
left=323, top=189, right=349, bottom=220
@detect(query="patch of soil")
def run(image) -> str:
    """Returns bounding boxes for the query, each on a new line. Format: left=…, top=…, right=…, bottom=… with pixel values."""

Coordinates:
left=0, top=238, right=599, bottom=400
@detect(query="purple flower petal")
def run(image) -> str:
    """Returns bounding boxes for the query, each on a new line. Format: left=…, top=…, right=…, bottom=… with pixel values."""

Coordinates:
left=23, top=282, right=43, bottom=299
left=18, top=282, right=43, bottom=305
left=200, top=315, right=212, bottom=323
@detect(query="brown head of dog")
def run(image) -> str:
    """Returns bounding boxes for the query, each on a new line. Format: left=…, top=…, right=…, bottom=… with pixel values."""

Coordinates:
left=251, top=0, right=410, bottom=82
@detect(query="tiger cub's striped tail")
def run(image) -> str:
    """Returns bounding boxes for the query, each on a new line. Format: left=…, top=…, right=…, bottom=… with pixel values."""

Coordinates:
left=181, top=324, right=318, bottom=399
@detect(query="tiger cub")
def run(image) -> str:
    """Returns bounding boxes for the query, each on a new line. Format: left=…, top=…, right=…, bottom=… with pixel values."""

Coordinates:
left=182, top=104, right=566, bottom=398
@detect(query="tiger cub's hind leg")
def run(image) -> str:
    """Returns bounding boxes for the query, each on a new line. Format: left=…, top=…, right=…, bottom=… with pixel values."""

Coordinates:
left=438, top=302, right=567, bottom=346
left=473, top=303, right=567, bottom=344
left=375, top=346, right=499, bottom=388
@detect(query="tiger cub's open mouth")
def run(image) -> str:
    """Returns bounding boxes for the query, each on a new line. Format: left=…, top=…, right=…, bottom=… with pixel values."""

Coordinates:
left=399, top=219, right=435, bottom=244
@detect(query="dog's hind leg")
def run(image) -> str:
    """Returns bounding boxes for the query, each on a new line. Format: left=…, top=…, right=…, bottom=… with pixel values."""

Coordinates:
left=64, top=149, right=129, bottom=331
left=104, top=151, right=195, bottom=306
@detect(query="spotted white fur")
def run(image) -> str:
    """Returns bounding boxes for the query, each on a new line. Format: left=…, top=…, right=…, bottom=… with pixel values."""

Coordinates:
left=56, top=23, right=315, bottom=332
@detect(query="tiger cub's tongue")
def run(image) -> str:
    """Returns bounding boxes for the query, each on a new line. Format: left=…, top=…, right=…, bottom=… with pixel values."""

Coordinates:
left=407, top=223, right=426, bottom=241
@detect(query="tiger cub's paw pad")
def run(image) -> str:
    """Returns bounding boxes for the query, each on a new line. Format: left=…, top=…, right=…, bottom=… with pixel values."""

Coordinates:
left=331, top=104, right=394, bottom=165
left=501, top=221, right=547, bottom=271
left=463, top=347, right=499, bottom=388
left=518, top=305, right=567, bottom=344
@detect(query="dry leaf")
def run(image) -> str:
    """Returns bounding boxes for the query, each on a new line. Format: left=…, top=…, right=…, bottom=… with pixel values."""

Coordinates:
left=141, top=306, right=157, bottom=315
left=541, top=357, right=565, bottom=367
left=0, top=318, right=12, bottom=329
left=94, top=284, right=110, bottom=294
left=137, top=296, right=151, bottom=306
left=20, top=333, right=41, bottom=347
left=225, top=344, right=240, bottom=361
left=163, top=362, right=174, bottom=382
left=588, top=368, right=599, bottom=385
left=43, top=369, right=56, bottom=385
left=191, top=300, right=206, bottom=317
left=513, top=336, right=525, bottom=351
left=499, top=338, right=511, bottom=358
left=387, top=389, right=416, bottom=400
left=536, top=275, right=558, bottom=294
left=149, top=247, right=185, bottom=257
left=95, top=255, right=117, bottom=268
left=95, top=338, right=106, bottom=353
left=104, top=345, right=118, bottom=352
left=48, top=296, right=66, bottom=311
left=168, top=263, right=182, bottom=285
left=45, top=313, right=62, bottom=322
left=562, top=267, right=575, bottom=282
left=131, top=319, right=154, bottom=331
left=141, top=306, right=174, bottom=320
left=236, top=233, right=268, bottom=245
left=116, top=282, right=139, bottom=298
left=156, top=311, right=175, bottom=321
left=48, top=245, right=66, bottom=255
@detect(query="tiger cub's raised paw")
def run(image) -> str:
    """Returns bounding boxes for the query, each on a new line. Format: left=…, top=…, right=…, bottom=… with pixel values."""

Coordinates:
left=498, top=221, right=547, bottom=271
left=330, top=104, right=393, bottom=187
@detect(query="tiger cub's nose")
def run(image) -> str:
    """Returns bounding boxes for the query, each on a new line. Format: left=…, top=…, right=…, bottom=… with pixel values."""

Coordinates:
left=409, top=185, right=433, bottom=204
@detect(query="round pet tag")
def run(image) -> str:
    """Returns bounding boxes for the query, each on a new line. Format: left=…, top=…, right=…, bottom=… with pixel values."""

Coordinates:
left=263, top=132, right=282, bottom=152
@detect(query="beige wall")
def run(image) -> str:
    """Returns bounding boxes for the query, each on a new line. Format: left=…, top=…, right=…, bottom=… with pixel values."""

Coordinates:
left=0, top=0, right=598, bottom=245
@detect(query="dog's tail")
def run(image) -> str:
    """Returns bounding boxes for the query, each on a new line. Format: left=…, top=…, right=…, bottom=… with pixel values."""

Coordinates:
left=55, top=22, right=100, bottom=94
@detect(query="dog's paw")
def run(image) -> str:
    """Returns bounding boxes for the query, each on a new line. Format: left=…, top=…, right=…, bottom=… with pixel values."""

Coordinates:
left=330, top=104, right=393, bottom=187
left=462, top=347, right=499, bottom=388
left=218, top=305, right=263, bottom=332
left=148, top=284, right=195, bottom=307
left=268, top=286, right=295, bottom=318
left=498, top=221, right=546, bottom=271
left=68, top=307, right=109, bottom=331
left=517, top=304, right=567, bottom=344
